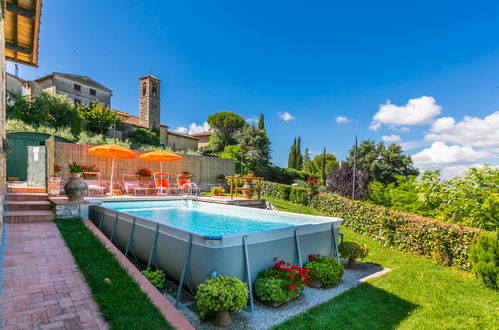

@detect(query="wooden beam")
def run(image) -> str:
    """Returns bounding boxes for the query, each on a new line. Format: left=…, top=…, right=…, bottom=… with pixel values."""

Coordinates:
left=5, top=41, right=32, bottom=55
left=6, top=2, right=36, bottom=19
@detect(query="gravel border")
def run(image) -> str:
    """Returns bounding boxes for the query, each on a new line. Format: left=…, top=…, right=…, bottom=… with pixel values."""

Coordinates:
left=164, top=260, right=391, bottom=329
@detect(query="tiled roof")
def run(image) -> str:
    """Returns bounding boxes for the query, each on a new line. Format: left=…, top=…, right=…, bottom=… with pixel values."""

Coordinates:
left=33, top=73, right=112, bottom=93
left=167, top=131, right=199, bottom=140
left=190, top=131, right=213, bottom=137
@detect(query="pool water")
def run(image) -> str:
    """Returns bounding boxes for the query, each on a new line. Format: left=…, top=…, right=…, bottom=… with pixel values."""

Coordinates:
left=102, top=200, right=328, bottom=236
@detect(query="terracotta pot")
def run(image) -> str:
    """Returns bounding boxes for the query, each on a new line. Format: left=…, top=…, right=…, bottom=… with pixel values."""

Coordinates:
left=242, top=180, right=254, bottom=200
left=70, top=172, right=82, bottom=179
left=308, top=278, right=322, bottom=288
left=265, top=300, right=284, bottom=308
left=212, top=309, right=231, bottom=327
left=214, top=192, right=223, bottom=196
left=347, top=259, right=357, bottom=268
left=216, top=179, right=225, bottom=183
left=64, top=175, right=88, bottom=202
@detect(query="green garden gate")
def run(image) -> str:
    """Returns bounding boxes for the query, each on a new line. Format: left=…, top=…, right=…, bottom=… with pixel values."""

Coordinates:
left=6, top=132, right=74, bottom=181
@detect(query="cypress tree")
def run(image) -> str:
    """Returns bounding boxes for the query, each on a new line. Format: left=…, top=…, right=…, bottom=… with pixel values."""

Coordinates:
left=296, top=137, right=303, bottom=169
left=288, top=137, right=297, bottom=169
left=258, top=114, right=265, bottom=130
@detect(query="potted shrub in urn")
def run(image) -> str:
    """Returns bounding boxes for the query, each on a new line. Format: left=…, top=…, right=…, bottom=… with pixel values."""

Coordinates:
left=54, top=164, right=62, bottom=177
left=241, top=172, right=256, bottom=199
left=216, top=174, right=226, bottom=184
left=195, top=275, right=249, bottom=327
left=210, top=186, right=226, bottom=196
left=304, top=255, right=344, bottom=288
left=339, top=241, right=369, bottom=268
left=64, top=162, right=88, bottom=201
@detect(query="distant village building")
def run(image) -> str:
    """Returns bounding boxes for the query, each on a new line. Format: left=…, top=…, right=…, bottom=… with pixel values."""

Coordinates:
left=190, top=131, right=213, bottom=151
left=6, top=72, right=24, bottom=95
left=23, top=72, right=112, bottom=107
left=18, top=72, right=200, bottom=152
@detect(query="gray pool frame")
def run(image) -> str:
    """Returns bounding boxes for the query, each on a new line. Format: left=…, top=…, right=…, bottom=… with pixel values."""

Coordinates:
left=90, top=200, right=344, bottom=311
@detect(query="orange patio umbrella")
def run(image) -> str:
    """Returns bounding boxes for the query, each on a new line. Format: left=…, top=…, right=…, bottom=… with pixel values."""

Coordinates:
left=138, top=150, right=183, bottom=191
left=88, top=144, right=136, bottom=194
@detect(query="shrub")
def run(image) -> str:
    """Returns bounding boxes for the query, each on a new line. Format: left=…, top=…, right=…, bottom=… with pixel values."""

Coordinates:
left=278, top=185, right=292, bottom=201
left=195, top=276, right=249, bottom=319
left=304, top=256, right=344, bottom=288
left=290, top=187, right=307, bottom=205
left=310, top=192, right=480, bottom=270
left=254, top=260, right=310, bottom=303
left=141, top=269, right=166, bottom=290
left=210, top=186, right=225, bottom=194
left=339, top=241, right=369, bottom=261
left=469, top=231, right=499, bottom=290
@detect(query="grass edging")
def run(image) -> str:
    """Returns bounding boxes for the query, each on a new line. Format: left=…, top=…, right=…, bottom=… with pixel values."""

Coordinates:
left=56, top=218, right=189, bottom=329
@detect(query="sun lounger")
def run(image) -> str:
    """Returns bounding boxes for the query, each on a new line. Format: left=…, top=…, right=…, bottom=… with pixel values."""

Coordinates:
left=154, top=172, right=180, bottom=195
left=122, top=174, right=149, bottom=195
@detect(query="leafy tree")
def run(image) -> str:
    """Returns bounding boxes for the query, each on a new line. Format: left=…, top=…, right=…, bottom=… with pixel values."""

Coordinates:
left=345, top=140, right=419, bottom=184
left=258, top=113, right=265, bottom=130
left=207, top=112, right=245, bottom=147
left=237, top=124, right=271, bottom=176
left=7, top=91, right=82, bottom=135
left=327, top=165, right=370, bottom=199
left=219, top=145, right=243, bottom=173
left=127, top=128, right=160, bottom=147
left=202, top=133, right=228, bottom=156
left=79, top=103, right=121, bottom=135
left=303, top=152, right=339, bottom=180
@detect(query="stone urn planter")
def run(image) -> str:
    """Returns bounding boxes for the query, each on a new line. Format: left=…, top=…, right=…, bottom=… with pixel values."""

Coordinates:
left=242, top=179, right=255, bottom=200
left=212, top=309, right=231, bottom=327
left=64, top=173, right=88, bottom=202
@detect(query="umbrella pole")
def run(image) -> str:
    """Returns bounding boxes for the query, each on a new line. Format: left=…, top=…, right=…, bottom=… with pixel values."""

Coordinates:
left=160, top=161, right=163, bottom=192
left=110, top=157, right=115, bottom=195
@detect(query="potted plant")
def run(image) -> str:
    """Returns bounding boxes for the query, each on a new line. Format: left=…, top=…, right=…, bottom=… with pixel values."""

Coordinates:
left=216, top=174, right=226, bottom=183
left=137, top=168, right=152, bottom=181
left=304, top=255, right=344, bottom=288
left=195, top=275, right=249, bottom=327
left=210, top=186, right=226, bottom=196
left=339, top=241, right=369, bottom=268
left=254, top=259, right=309, bottom=307
left=64, top=162, right=88, bottom=201
left=241, top=172, right=256, bottom=199
left=54, top=164, right=62, bottom=177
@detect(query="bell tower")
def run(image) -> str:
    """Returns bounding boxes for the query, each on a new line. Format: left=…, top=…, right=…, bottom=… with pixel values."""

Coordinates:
left=139, top=75, right=161, bottom=130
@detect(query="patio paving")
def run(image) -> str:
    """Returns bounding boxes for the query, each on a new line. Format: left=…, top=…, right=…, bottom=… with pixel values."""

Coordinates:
left=0, top=222, right=107, bottom=329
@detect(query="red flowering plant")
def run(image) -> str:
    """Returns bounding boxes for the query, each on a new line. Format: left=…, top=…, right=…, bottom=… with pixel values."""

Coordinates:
left=68, top=162, right=85, bottom=174
left=54, top=164, right=62, bottom=174
left=83, top=164, right=100, bottom=179
left=137, top=168, right=152, bottom=178
left=305, top=177, right=319, bottom=200
left=253, top=258, right=310, bottom=305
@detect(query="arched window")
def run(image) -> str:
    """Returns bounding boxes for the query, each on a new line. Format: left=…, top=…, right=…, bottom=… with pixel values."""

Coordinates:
left=142, top=82, right=147, bottom=96
left=152, top=83, right=157, bottom=98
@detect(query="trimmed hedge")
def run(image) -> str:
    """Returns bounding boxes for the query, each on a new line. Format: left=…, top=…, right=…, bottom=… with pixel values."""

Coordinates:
left=261, top=181, right=481, bottom=270
left=262, top=181, right=308, bottom=206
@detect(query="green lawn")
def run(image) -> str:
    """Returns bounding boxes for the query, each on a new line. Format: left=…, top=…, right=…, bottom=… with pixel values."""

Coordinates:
left=264, top=197, right=499, bottom=329
left=56, top=219, right=172, bottom=330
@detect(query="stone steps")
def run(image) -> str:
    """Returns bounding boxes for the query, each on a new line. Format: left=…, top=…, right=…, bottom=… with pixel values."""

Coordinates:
left=4, top=210, right=55, bottom=223
left=4, top=200, right=53, bottom=211
left=8, top=187, right=47, bottom=194
left=6, top=192, right=49, bottom=201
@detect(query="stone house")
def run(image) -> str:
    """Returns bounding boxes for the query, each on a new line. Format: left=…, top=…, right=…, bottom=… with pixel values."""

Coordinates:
left=190, top=131, right=213, bottom=151
left=23, top=72, right=112, bottom=107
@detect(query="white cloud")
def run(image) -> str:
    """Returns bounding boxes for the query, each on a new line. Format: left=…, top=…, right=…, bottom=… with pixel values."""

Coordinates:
left=382, top=134, right=401, bottom=143
left=174, top=121, right=210, bottom=134
left=336, top=116, right=351, bottom=124
left=399, top=140, right=429, bottom=151
left=246, top=117, right=258, bottom=125
left=425, top=111, right=499, bottom=150
left=411, top=142, right=491, bottom=169
left=277, top=112, right=295, bottom=122
left=370, top=96, right=441, bottom=131
left=399, top=127, right=411, bottom=133
left=439, top=163, right=499, bottom=179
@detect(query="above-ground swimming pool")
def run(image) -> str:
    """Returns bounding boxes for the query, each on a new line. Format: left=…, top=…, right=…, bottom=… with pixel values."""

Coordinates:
left=90, top=199, right=343, bottom=304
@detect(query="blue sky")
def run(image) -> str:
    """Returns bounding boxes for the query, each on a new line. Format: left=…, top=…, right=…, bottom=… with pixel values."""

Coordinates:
left=9, top=0, right=499, bottom=177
